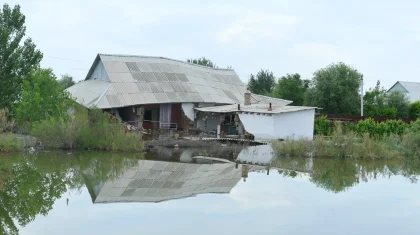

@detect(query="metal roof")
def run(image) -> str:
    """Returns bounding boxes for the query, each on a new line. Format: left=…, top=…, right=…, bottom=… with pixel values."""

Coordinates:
left=388, top=81, right=420, bottom=102
left=67, top=54, right=292, bottom=108
left=195, top=103, right=316, bottom=114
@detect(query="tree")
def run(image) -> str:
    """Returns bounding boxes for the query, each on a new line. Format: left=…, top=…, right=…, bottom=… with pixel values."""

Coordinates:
left=363, top=80, right=388, bottom=117
left=272, top=73, right=309, bottom=105
left=387, top=91, right=410, bottom=118
left=0, top=4, right=43, bottom=110
left=15, top=68, right=71, bottom=124
left=409, top=101, right=420, bottom=118
left=187, top=57, right=217, bottom=68
left=58, top=74, right=76, bottom=89
left=247, top=69, right=276, bottom=95
left=304, top=62, right=362, bottom=115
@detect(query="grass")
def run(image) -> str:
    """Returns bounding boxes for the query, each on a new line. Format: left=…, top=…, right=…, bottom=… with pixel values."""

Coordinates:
left=273, top=122, right=418, bottom=160
left=0, top=133, right=23, bottom=152
left=30, top=106, right=143, bottom=152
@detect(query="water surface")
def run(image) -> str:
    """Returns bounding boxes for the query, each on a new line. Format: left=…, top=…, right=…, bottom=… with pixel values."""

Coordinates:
left=1, top=147, right=419, bottom=235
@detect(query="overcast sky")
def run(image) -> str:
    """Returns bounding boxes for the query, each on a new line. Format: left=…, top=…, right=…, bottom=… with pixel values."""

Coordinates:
left=8, top=0, right=420, bottom=90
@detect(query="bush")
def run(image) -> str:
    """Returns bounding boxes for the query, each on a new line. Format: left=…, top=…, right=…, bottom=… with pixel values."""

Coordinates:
left=272, top=138, right=312, bottom=157
left=76, top=109, right=143, bottom=151
left=409, top=101, right=420, bottom=118
left=0, top=133, right=23, bottom=152
left=30, top=105, right=143, bottom=152
left=315, top=115, right=331, bottom=136
left=0, top=108, right=14, bottom=133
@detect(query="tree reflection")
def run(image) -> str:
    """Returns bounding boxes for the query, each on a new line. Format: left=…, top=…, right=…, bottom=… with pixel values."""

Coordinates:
left=272, top=157, right=420, bottom=193
left=0, top=152, right=142, bottom=234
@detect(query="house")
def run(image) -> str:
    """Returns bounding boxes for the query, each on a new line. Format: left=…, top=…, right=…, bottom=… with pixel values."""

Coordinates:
left=195, top=96, right=316, bottom=140
left=387, top=81, right=420, bottom=102
left=67, top=54, right=291, bottom=132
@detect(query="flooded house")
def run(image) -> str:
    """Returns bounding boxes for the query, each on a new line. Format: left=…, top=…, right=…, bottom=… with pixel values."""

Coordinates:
left=67, top=54, right=316, bottom=140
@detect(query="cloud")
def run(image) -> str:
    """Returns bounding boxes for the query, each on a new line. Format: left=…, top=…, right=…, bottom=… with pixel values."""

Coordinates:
left=216, top=13, right=300, bottom=44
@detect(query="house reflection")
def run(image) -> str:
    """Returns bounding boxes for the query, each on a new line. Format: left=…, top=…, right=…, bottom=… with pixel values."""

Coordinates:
left=86, top=159, right=264, bottom=204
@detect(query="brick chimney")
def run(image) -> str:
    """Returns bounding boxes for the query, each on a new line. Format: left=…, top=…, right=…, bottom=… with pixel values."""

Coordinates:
left=244, top=91, right=251, bottom=106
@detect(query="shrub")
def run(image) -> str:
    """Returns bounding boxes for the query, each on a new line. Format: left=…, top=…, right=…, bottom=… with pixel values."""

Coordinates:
left=272, top=138, right=312, bottom=157
left=409, top=101, right=420, bottom=118
left=30, top=105, right=143, bottom=151
left=315, top=115, right=331, bottom=136
left=0, top=133, right=23, bottom=152
left=0, top=108, right=14, bottom=133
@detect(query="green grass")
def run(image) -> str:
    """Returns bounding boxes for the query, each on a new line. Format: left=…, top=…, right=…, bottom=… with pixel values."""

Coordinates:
left=0, top=133, right=23, bottom=152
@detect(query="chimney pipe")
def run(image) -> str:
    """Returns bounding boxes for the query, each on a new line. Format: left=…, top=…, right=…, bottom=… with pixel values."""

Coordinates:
left=244, top=91, right=251, bottom=105
left=268, top=103, right=272, bottom=111
left=238, top=104, right=240, bottom=110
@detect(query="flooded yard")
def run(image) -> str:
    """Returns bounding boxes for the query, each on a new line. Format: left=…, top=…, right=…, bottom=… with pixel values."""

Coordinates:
left=1, top=147, right=419, bottom=235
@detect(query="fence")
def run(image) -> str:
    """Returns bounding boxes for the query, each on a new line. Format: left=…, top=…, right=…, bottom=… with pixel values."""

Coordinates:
left=316, top=114, right=416, bottom=123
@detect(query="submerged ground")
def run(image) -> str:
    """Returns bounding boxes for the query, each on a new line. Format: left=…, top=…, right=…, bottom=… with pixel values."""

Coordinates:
left=0, top=147, right=419, bottom=235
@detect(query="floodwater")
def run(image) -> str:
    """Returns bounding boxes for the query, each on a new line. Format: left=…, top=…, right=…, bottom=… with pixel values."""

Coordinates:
left=1, top=146, right=420, bottom=235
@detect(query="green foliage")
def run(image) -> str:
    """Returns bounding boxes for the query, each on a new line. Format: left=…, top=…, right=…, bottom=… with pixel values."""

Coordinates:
left=77, top=109, right=143, bottom=151
left=187, top=57, right=217, bottom=68
left=0, top=108, right=14, bottom=133
left=0, top=133, right=23, bottom=152
left=363, top=80, right=388, bottom=117
left=387, top=91, right=410, bottom=118
left=15, top=68, right=71, bottom=125
left=409, top=101, right=420, bottom=118
left=0, top=3, right=43, bottom=110
left=355, top=118, right=407, bottom=139
left=58, top=74, right=75, bottom=89
left=30, top=106, right=143, bottom=151
left=314, top=115, right=331, bottom=136
left=247, top=69, right=276, bottom=95
left=272, top=138, right=312, bottom=157
left=272, top=73, right=309, bottom=105
left=304, top=62, right=362, bottom=115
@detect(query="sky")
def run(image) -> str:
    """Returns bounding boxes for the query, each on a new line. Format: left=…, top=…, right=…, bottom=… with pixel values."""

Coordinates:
left=7, top=0, right=420, bottom=90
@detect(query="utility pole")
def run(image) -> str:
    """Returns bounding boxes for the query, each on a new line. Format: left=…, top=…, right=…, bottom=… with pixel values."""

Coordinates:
left=361, top=75, right=364, bottom=116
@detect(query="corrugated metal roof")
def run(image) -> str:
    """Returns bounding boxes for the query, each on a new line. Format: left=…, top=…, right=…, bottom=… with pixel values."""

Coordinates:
left=195, top=104, right=316, bottom=114
left=68, top=54, right=292, bottom=108
left=390, top=81, right=420, bottom=102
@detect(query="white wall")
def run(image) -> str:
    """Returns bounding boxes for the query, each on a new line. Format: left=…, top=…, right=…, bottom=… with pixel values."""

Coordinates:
left=89, top=60, right=109, bottom=81
left=238, top=113, right=274, bottom=139
left=239, top=109, right=315, bottom=140
left=273, top=109, right=315, bottom=140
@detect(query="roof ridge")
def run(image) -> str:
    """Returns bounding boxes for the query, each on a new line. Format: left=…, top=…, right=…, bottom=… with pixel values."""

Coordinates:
left=98, top=53, right=235, bottom=71
left=398, top=81, right=420, bottom=84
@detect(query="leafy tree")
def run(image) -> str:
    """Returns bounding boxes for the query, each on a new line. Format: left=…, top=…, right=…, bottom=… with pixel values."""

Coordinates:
left=247, top=69, right=276, bottom=95
left=0, top=3, right=43, bottom=110
left=15, top=68, right=71, bottom=124
left=409, top=101, right=420, bottom=118
left=58, top=74, right=76, bottom=89
left=304, top=62, right=362, bottom=115
left=272, top=73, right=309, bottom=105
left=387, top=91, right=410, bottom=118
left=363, top=80, right=388, bottom=117
left=187, top=57, right=217, bottom=68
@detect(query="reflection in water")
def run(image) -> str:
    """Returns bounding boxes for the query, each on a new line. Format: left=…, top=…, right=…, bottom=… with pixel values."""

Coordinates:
left=87, top=160, right=264, bottom=203
left=0, top=147, right=419, bottom=234
left=272, top=156, right=420, bottom=193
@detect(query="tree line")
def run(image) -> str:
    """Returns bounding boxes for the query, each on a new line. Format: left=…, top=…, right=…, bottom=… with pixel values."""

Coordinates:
left=190, top=57, right=419, bottom=119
